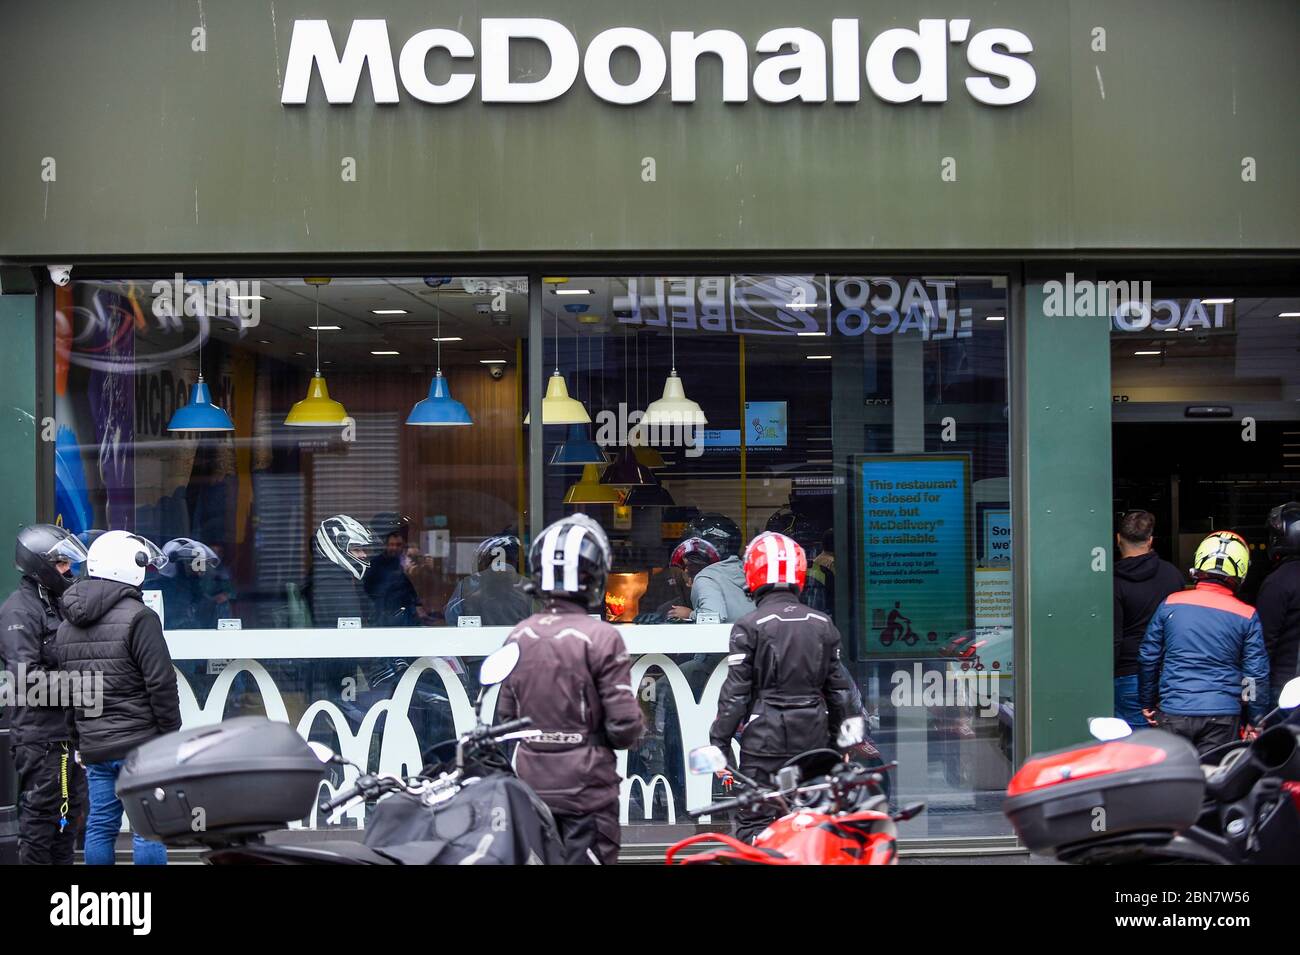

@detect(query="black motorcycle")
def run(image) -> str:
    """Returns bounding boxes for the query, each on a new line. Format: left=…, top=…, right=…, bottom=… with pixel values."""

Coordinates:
left=117, top=644, right=565, bottom=864
left=1004, top=676, right=1300, bottom=865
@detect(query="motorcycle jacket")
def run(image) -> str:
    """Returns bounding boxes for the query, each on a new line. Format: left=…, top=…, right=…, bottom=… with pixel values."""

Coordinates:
left=711, top=591, right=855, bottom=759
left=496, top=598, right=644, bottom=815
left=0, top=577, right=77, bottom=745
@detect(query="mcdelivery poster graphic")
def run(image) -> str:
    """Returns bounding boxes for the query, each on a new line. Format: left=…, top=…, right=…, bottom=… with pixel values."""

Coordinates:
left=857, top=454, right=972, bottom=654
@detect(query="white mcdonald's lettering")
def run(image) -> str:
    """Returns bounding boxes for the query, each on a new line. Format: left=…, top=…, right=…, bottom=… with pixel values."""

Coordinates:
left=281, top=18, right=1036, bottom=107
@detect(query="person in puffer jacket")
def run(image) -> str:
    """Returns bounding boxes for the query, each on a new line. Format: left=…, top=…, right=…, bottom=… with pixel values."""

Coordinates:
left=711, top=532, right=856, bottom=844
left=54, top=531, right=180, bottom=865
left=496, top=514, right=643, bottom=865
left=1139, top=530, right=1270, bottom=755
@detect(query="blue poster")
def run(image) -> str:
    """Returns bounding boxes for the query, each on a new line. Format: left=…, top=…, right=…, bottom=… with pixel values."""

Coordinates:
left=856, top=455, right=972, bottom=654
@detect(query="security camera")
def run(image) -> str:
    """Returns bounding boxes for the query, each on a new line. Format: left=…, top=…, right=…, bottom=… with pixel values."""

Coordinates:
left=488, top=364, right=505, bottom=380
left=475, top=303, right=491, bottom=315
left=47, top=265, right=72, bottom=287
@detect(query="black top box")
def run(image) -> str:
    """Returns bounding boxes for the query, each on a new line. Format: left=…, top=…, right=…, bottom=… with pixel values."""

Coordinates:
left=117, top=717, right=326, bottom=846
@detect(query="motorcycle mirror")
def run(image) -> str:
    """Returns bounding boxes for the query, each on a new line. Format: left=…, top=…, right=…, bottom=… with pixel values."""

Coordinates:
left=479, top=642, right=521, bottom=688
left=1088, top=717, right=1134, bottom=742
left=307, top=742, right=337, bottom=764
left=1278, top=676, right=1300, bottom=711
left=837, top=716, right=866, bottom=748
left=688, top=745, right=728, bottom=775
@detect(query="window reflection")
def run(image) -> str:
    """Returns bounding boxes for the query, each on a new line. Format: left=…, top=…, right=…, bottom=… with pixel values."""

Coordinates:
left=55, top=271, right=1014, bottom=839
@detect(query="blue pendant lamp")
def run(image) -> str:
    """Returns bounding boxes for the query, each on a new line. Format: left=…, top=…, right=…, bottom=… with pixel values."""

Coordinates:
left=169, top=304, right=234, bottom=433
left=551, top=423, right=608, bottom=465
left=407, top=287, right=472, bottom=427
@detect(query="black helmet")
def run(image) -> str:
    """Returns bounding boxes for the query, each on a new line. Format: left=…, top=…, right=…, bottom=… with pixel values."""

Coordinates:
left=1268, top=502, right=1300, bottom=561
left=475, top=535, right=521, bottom=573
left=527, top=513, right=611, bottom=609
left=15, top=524, right=88, bottom=596
left=685, top=512, right=743, bottom=559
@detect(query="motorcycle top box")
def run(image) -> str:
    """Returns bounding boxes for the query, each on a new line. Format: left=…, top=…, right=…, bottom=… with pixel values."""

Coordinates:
left=1003, top=729, right=1204, bottom=857
left=117, top=717, right=326, bottom=846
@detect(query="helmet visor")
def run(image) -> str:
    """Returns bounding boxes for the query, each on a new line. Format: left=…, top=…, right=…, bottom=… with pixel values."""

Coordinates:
left=129, top=535, right=169, bottom=570
left=41, top=535, right=89, bottom=566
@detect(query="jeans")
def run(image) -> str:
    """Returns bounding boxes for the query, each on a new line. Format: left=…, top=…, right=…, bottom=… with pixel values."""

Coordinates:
left=1113, top=674, right=1147, bottom=728
left=84, top=760, right=167, bottom=866
left=1156, top=711, right=1241, bottom=757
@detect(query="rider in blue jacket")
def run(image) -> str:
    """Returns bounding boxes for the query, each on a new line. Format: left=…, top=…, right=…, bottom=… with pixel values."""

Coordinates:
left=1139, top=530, right=1270, bottom=755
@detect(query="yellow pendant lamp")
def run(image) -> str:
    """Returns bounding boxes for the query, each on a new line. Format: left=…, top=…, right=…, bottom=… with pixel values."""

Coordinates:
left=563, top=463, right=624, bottom=505
left=285, top=278, right=349, bottom=427
left=523, top=305, right=591, bottom=425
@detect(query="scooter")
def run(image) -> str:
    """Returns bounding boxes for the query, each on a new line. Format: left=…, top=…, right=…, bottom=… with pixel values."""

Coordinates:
left=1003, top=675, right=1300, bottom=865
left=664, top=717, right=925, bottom=865
left=194, top=644, right=564, bottom=864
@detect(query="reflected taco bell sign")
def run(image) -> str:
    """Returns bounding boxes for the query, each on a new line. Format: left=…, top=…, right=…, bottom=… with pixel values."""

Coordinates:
left=281, top=17, right=1036, bottom=107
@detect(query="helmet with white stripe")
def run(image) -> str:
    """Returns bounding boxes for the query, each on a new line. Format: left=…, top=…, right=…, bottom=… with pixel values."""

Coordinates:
left=315, top=515, right=374, bottom=581
left=743, top=531, right=807, bottom=598
left=527, top=513, right=612, bottom=610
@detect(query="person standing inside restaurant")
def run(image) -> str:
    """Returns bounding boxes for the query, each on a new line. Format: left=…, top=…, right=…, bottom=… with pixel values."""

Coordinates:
left=1113, top=510, right=1185, bottom=727
left=1257, top=502, right=1300, bottom=706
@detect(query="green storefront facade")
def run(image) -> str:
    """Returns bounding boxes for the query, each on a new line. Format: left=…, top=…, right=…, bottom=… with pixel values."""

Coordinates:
left=0, top=0, right=1296, bottom=854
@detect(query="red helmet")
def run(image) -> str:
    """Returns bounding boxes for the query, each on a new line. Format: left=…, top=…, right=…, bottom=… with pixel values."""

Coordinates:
left=743, top=531, right=807, bottom=597
left=671, top=536, right=721, bottom=569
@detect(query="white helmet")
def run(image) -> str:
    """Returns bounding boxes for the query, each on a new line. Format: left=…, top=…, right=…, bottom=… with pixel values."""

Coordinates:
left=86, top=530, right=168, bottom=586
left=315, top=515, right=374, bottom=581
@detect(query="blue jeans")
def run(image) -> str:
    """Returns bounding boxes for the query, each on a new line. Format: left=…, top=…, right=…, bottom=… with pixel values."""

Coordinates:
left=84, top=760, right=167, bottom=866
left=1114, top=674, right=1147, bottom=729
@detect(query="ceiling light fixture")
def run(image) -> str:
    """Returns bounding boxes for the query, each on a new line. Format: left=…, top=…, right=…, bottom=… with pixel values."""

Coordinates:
left=643, top=315, right=707, bottom=426
left=407, top=287, right=472, bottom=427
left=168, top=299, right=235, bottom=434
left=285, top=279, right=350, bottom=427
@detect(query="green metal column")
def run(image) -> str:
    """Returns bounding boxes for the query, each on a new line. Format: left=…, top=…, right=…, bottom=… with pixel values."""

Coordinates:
left=0, top=288, right=37, bottom=591
left=1018, top=271, right=1113, bottom=756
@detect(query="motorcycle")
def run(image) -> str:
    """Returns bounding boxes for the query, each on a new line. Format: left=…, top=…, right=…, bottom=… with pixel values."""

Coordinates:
left=664, top=718, right=925, bottom=865
left=119, top=644, right=564, bottom=864
left=1003, top=675, right=1300, bottom=865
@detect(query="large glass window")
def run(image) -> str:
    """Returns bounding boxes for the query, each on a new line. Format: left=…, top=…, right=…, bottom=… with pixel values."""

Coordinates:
left=540, top=274, right=1013, bottom=839
left=1111, top=286, right=1300, bottom=596
left=52, top=269, right=1013, bottom=840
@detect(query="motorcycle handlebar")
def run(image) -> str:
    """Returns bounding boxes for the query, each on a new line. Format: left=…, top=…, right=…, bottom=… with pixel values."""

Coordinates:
left=484, top=717, right=533, bottom=738
left=687, top=796, right=752, bottom=818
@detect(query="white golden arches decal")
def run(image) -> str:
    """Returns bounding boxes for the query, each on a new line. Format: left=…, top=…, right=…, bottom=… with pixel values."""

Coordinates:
left=168, top=630, right=733, bottom=827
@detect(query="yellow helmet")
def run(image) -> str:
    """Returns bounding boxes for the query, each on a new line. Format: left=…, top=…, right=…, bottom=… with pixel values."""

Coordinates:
left=1191, top=530, right=1250, bottom=584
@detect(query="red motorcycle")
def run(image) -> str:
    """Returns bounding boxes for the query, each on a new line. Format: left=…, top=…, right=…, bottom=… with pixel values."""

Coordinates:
left=665, top=734, right=925, bottom=865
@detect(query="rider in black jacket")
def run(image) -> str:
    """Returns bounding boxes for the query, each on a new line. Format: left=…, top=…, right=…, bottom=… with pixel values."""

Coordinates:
left=710, top=531, right=855, bottom=844
left=1258, top=503, right=1300, bottom=704
left=0, top=525, right=89, bottom=864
